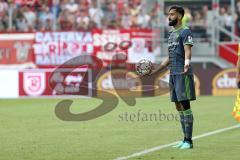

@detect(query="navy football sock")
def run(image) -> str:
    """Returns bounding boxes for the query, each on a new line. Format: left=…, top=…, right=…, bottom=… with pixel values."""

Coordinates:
left=183, top=109, right=193, bottom=144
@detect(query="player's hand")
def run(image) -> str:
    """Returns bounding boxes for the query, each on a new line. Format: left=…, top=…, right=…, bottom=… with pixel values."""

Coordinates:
left=182, top=64, right=189, bottom=74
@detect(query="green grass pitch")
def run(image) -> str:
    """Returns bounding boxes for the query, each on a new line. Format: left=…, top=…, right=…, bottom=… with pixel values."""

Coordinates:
left=0, top=96, right=239, bottom=160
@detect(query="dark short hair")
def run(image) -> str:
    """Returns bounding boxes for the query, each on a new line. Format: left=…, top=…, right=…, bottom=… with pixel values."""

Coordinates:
left=169, top=5, right=185, bottom=18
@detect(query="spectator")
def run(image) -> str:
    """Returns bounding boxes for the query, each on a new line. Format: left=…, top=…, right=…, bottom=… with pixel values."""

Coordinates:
left=51, top=0, right=61, bottom=19
left=0, top=0, right=8, bottom=31
left=237, top=0, right=240, bottom=13
left=130, top=2, right=141, bottom=17
left=15, top=9, right=28, bottom=32
left=136, top=9, right=150, bottom=28
left=193, top=12, right=204, bottom=27
left=121, top=6, right=131, bottom=29
left=88, top=20, right=98, bottom=30
left=117, top=0, right=127, bottom=17
left=225, top=8, right=234, bottom=28
left=89, top=0, right=104, bottom=26
left=225, top=7, right=234, bottom=40
left=60, top=0, right=69, bottom=12
left=149, top=6, right=158, bottom=28
left=65, top=0, right=79, bottom=14
left=23, top=5, right=37, bottom=31
left=219, top=7, right=230, bottom=41
left=14, top=0, right=24, bottom=8
left=219, top=7, right=227, bottom=27
left=75, top=9, right=90, bottom=30
left=201, top=5, right=209, bottom=27
left=58, top=9, right=73, bottom=30
left=0, top=0, right=8, bottom=16
left=201, top=5, right=212, bottom=39
left=38, top=5, right=53, bottom=31
left=24, top=0, right=39, bottom=7
left=103, top=1, right=117, bottom=26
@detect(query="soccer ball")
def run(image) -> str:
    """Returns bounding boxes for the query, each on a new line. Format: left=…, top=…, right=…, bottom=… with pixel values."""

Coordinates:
left=136, top=59, right=153, bottom=76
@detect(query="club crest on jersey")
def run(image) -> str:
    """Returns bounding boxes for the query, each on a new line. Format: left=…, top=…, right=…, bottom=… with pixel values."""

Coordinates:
left=188, top=36, right=193, bottom=43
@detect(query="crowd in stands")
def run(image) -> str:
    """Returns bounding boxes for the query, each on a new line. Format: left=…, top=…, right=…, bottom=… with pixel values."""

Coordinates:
left=0, top=0, right=158, bottom=31
left=0, top=0, right=239, bottom=40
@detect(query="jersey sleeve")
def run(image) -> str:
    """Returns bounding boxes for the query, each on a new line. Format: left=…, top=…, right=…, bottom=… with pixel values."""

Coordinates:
left=182, top=29, right=194, bottom=46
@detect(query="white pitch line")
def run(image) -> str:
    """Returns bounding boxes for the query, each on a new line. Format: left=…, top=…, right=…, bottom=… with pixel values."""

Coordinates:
left=114, top=124, right=240, bottom=160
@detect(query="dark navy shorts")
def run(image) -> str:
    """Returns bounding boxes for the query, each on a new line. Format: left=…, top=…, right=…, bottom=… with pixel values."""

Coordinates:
left=169, top=74, right=196, bottom=102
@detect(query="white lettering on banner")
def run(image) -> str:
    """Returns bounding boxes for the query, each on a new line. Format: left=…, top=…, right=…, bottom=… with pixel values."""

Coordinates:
left=93, top=33, right=130, bottom=46
left=101, top=75, right=137, bottom=89
left=35, top=32, right=93, bottom=43
left=36, top=54, right=94, bottom=65
left=33, top=32, right=93, bottom=65
left=34, top=42, right=93, bottom=55
left=65, top=74, right=83, bottom=85
left=35, top=54, right=74, bottom=65
left=216, top=74, right=236, bottom=88
left=23, top=72, right=46, bottom=96
left=51, top=73, right=84, bottom=94
left=53, top=83, right=80, bottom=94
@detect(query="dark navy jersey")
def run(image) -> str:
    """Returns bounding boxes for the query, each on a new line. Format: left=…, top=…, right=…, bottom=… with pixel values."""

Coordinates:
left=168, top=26, right=194, bottom=75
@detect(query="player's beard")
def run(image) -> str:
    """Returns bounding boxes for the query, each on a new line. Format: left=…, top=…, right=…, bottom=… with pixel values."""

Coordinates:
left=168, top=18, right=178, bottom=26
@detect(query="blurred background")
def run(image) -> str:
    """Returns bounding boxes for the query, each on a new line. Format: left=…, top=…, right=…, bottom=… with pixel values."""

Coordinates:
left=0, top=0, right=239, bottom=98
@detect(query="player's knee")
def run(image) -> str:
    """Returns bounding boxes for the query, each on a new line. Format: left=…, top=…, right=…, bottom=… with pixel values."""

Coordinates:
left=175, top=102, right=183, bottom=111
left=180, top=100, right=190, bottom=110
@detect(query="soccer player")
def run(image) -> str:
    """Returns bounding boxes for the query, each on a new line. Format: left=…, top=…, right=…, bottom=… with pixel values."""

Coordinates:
left=234, top=44, right=240, bottom=121
left=156, top=6, right=196, bottom=149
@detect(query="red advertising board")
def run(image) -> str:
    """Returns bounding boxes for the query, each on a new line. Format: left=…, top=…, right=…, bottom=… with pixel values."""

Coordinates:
left=19, top=69, right=91, bottom=97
